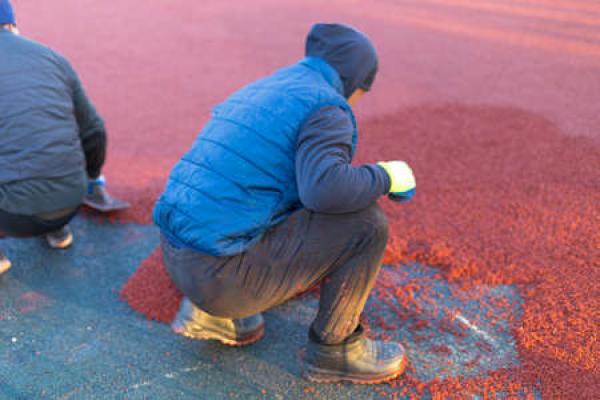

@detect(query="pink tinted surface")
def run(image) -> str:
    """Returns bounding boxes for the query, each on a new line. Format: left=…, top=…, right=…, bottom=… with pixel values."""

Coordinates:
left=14, top=0, right=599, bottom=398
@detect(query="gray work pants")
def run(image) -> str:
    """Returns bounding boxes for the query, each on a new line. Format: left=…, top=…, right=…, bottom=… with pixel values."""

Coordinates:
left=161, top=204, right=388, bottom=344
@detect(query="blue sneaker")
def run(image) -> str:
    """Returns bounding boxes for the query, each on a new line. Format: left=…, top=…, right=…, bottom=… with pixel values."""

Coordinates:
left=83, top=176, right=130, bottom=212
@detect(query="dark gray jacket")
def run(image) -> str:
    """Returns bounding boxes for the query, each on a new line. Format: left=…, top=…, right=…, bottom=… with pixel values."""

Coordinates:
left=296, top=24, right=389, bottom=213
left=0, top=29, right=106, bottom=215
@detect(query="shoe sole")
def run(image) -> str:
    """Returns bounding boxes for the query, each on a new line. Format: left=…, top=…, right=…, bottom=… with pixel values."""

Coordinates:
left=172, top=323, right=265, bottom=347
left=0, top=260, right=11, bottom=275
left=303, top=354, right=408, bottom=384
left=47, top=233, right=73, bottom=249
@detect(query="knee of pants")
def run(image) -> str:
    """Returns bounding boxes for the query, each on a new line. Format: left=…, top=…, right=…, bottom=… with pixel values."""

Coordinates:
left=356, top=204, right=389, bottom=248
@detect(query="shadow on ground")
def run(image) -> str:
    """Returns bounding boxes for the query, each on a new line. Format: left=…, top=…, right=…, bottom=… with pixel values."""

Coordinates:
left=0, top=217, right=537, bottom=399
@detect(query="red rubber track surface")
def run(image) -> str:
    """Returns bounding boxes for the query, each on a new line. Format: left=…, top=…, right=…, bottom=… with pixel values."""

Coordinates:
left=15, top=0, right=599, bottom=398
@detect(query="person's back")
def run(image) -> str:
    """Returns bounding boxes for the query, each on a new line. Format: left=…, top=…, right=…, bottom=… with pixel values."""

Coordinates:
left=0, top=28, right=89, bottom=214
left=0, top=0, right=126, bottom=275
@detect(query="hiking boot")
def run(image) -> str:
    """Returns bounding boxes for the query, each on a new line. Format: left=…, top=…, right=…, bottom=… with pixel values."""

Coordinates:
left=45, top=226, right=73, bottom=249
left=171, top=297, right=264, bottom=347
left=0, top=251, right=11, bottom=275
left=303, top=325, right=408, bottom=384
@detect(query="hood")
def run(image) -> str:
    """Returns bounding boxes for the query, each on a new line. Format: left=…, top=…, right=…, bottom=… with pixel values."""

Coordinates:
left=305, top=23, right=378, bottom=98
left=0, top=0, right=15, bottom=26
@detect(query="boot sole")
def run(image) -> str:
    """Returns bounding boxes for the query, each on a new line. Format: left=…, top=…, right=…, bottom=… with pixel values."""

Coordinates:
left=0, top=260, right=11, bottom=275
left=46, top=233, right=73, bottom=249
left=172, top=323, right=265, bottom=347
left=303, top=355, right=408, bottom=384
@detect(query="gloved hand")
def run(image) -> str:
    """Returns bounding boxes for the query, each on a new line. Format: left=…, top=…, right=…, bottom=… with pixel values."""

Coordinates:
left=377, top=161, right=416, bottom=202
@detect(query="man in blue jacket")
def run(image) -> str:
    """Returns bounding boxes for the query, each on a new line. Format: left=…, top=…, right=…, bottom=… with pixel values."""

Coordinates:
left=0, top=0, right=127, bottom=275
left=154, top=23, right=416, bottom=383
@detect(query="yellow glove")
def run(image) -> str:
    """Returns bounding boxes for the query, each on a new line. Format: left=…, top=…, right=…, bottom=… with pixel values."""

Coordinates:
left=377, top=161, right=416, bottom=194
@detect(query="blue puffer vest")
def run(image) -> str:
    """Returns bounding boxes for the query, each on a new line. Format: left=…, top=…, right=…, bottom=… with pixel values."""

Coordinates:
left=153, top=57, right=358, bottom=256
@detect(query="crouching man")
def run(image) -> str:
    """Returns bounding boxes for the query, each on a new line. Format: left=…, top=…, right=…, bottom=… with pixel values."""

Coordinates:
left=0, top=0, right=126, bottom=274
left=154, top=23, right=416, bottom=384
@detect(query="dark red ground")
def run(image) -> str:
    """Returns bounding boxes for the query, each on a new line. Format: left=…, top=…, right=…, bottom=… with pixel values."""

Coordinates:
left=17, top=0, right=599, bottom=398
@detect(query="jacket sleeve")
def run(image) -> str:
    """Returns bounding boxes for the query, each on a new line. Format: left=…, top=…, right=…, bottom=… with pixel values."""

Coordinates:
left=295, top=106, right=390, bottom=214
left=62, top=58, right=107, bottom=179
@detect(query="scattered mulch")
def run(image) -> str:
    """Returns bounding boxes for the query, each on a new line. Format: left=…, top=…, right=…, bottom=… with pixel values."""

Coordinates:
left=21, top=0, right=598, bottom=397
left=120, top=104, right=599, bottom=398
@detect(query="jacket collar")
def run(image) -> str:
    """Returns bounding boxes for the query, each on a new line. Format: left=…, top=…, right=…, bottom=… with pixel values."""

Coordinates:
left=300, top=56, right=344, bottom=96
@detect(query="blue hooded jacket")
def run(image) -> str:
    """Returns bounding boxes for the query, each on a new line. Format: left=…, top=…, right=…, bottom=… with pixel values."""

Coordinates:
left=154, top=24, right=387, bottom=256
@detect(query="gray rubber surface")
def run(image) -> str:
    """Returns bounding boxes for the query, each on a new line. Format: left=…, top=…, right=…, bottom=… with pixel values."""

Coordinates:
left=0, top=216, right=538, bottom=399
